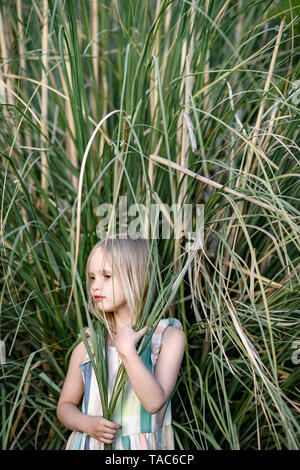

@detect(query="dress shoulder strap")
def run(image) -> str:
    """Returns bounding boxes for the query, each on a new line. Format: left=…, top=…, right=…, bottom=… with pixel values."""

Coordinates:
left=151, top=317, right=183, bottom=368
left=77, top=327, right=95, bottom=364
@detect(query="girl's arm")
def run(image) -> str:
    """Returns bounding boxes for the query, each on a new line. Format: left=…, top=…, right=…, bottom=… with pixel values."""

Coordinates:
left=57, top=341, right=121, bottom=444
left=56, top=341, right=88, bottom=431
left=116, top=325, right=185, bottom=414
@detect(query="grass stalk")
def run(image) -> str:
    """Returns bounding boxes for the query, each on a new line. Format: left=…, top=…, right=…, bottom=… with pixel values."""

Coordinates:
left=40, top=0, right=49, bottom=214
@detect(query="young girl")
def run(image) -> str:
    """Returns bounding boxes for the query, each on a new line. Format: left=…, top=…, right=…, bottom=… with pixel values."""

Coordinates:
left=57, top=235, right=185, bottom=450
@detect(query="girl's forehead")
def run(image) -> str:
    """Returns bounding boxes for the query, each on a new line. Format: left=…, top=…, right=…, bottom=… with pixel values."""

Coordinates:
left=89, top=248, right=112, bottom=271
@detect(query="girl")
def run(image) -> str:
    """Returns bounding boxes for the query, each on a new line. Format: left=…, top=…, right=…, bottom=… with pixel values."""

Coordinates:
left=57, top=235, right=185, bottom=450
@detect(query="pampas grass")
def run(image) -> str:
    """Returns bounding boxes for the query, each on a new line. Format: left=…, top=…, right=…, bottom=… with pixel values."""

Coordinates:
left=0, top=0, right=299, bottom=450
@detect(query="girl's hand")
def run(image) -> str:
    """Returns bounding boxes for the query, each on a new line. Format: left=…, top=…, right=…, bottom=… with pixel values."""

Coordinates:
left=114, top=325, right=148, bottom=357
left=84, top=415, right=122, bottom=444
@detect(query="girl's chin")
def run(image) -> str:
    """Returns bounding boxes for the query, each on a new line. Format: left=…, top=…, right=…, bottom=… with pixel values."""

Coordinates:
left=97, top=305, right=114, bottom=314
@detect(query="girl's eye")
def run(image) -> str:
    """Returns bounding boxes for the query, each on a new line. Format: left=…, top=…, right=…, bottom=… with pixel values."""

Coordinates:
left=89, top=275, right=111, bottom=281
left=89, top=275, right=110, bottom=280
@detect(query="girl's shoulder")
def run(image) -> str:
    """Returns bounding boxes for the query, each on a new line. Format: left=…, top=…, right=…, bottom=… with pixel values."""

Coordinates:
left=150, top=318, right=185, bottom=366
left=69, top=339, right=88, bottom=366
left=151, top=317, right=184, bottom=346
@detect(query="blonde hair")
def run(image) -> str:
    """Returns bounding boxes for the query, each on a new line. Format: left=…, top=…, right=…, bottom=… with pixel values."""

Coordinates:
left=86, top=234, right=160, bottom=338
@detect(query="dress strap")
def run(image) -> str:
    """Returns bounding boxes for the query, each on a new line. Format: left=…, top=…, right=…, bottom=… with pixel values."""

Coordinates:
left=151, top=318, right=183, bottom=369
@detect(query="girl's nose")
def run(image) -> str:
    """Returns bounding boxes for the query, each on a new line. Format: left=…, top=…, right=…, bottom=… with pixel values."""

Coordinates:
left=93, top=276, right=103, bottom=292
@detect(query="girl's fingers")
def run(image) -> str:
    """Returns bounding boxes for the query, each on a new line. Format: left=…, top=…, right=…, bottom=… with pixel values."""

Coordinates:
left=104, top=421, right=122, bottom=431
left=136, top=326, right=148, bottom=338
left=103, top=429, right=116, bottom=437
left=101, top=438, right=114, bottom=444
left=101, top=417, right=122, bottom=430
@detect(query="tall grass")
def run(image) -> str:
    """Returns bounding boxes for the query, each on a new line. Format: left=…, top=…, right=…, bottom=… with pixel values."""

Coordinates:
left=0, top=0, right=300, bottom=450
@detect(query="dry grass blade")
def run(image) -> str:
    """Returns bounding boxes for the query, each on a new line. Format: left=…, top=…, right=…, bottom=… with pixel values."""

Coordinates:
left=66, top=110, right=121, bottom=317
left=149, top=154, right=295, bottom=219
left=40, top=0, right=49, bottom=213
left=246, top=18, right=285, bottom=176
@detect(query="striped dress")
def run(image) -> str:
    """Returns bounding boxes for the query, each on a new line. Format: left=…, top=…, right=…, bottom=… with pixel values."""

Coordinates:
left=65, top=318, right=183, bottom=450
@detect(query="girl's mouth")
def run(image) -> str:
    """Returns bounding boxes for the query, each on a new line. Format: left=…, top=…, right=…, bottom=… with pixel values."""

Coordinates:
left=94, top=295, right=105, bottom=301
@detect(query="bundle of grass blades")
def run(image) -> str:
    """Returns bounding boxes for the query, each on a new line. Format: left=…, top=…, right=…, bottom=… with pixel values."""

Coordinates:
left=0, top=0, right=300, bottom=450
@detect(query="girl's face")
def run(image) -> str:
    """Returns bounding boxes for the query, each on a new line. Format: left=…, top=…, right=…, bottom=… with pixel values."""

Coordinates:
left=88, top=247, right=129, bottom=317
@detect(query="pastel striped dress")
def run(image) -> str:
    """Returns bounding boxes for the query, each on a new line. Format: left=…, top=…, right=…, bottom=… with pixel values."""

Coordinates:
left=65, top=318, right=183, bottom=450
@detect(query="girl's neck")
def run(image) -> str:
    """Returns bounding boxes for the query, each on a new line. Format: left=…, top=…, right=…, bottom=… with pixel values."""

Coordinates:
left=113, top=309, right=133, bottom=331
left=107, top=319, right=131, bottom=347
left=105, top=308, right=134, bottom=346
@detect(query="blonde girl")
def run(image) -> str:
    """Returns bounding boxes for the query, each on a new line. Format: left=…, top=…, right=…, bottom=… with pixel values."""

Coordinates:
left=57, top=235, right=185, bottom=450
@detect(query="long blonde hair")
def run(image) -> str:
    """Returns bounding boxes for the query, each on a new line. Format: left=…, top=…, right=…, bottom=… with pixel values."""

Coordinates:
left=86, top=234, right=160, bottom=338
